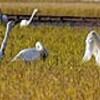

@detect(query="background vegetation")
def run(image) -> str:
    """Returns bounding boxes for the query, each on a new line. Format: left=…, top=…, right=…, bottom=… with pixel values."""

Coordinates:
left=0, top=0, right=100, bottom=2
left=0, top=2, right=100, bottom=100
left=0, top=3, right=100, bottom=17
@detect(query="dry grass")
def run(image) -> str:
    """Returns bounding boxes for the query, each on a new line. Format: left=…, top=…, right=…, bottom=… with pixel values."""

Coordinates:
left=0, top=3, right=100, bottom=16
left=0, top=24, right=100, bottom=99
left=0, top=0, right=96, bottom=2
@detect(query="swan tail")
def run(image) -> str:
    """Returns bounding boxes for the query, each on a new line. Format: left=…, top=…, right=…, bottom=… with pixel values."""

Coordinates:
left=11, top=53, right=21, bottom=62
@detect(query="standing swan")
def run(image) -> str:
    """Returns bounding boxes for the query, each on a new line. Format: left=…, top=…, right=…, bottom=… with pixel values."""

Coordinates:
left=20, top=9, right=38, bottom=27
left=83, top=30, right=100, bottom=65
left=0, top=21, right=15, bottom=59
left=11, top=41, right=49, bottom=63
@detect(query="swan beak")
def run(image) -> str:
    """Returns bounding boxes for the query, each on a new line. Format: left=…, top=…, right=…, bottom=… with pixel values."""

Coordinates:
left=40, top=48, right=49, bottom=61
left=8, top=20, right=16, bottom=28
left=34, top=9, right=38, bottom=13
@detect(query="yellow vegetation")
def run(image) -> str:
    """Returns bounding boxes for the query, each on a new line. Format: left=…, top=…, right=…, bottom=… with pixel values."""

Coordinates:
left=0, top=24, right=100, bottom=99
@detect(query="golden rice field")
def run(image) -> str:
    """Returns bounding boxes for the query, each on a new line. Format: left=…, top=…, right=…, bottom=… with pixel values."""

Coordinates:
left=0, top=2, right=100, bottom=100
left=0, top=24, right=100, bottom=99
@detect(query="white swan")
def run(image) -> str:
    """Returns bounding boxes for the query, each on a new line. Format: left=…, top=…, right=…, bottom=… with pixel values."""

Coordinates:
left=0, top=21, right=15, bottom=60
left=11, top=41, right=49, bottom=63
left=20, top=9, right=38, bottom=27
left=0, top=13, right=8, bottom=24
left=83, top=30, right=100, bottom=65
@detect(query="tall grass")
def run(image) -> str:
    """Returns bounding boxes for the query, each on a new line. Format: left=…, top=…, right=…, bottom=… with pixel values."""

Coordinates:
left=0, top=24, right=100, bottom=99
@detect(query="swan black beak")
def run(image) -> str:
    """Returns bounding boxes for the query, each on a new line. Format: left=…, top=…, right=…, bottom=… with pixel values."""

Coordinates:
left=40, top=48, right=49, bottom=61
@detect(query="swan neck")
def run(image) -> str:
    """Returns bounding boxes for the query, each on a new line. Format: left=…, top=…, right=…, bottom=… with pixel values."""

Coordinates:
left=0, top=26, right=11, bottom=52
left=27, top=11, right=36, bottom=25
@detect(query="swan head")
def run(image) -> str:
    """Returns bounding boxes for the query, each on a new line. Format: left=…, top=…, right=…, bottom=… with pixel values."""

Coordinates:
left=89, top=30, right=98, bottom=38
left=7, top=20, right=16, bottom=30
left=87, top=30, right=98, bottom=40
left=33, top=9, right=38, bottom=13
left=88, top=30, right=100, bottom=47
left=90, top=30, right=99, bottom=39
left=86, top=30, right=96, bottom=44
left=35, top=41, right=44, bottom=51
left=35, top=41, right=49, bottom=61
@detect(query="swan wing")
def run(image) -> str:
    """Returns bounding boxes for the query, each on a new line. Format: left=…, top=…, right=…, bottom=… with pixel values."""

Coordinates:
left=12, top=48, right=40, bottom=62
left=83, top=37, right=94, bottom=61
left=20, top=20, right=28, bottom=27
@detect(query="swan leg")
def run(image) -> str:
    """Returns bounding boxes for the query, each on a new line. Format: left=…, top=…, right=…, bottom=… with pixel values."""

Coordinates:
left=24, top=60, right=31, bottom=65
